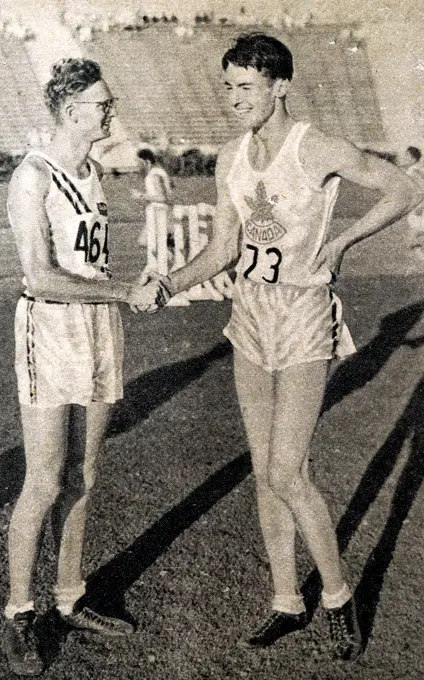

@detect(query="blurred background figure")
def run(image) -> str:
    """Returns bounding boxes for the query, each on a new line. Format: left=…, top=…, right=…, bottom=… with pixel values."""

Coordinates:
left=136, top=148, right=173, bottom=251
left=397, top=146, right=424, bottom=260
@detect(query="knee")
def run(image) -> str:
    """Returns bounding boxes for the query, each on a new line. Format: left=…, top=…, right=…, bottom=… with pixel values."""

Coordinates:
left=268, top=467, right=305, bottom=504
left=83, top=467, right=96, bottom=495
left=254, top=468, right=270, bottom=494
left=66, top=463, right=97, bottom=498
left=22, top=476, right=61, bottom=509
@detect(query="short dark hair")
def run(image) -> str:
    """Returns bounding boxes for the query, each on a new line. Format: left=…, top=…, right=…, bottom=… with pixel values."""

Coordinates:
left=222, top=32, right=293, bottom=81
left=137, top=148, right=156, bottom=164
left=407, top=146, right=422, bottom=162
left=44, top=58, right=102, bottom=121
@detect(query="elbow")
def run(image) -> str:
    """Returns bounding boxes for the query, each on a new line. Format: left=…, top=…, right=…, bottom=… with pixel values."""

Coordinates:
left=412, top=187, right=424, bottom=209
left=389, top=186, right=424, bottom=216
left=404, top=179, right=424, bottom=211
left=210, top=240, right=233, bottom=271
left=218, top=246, right=236, bottom=271
left=27, top=278, right=48, bottom=299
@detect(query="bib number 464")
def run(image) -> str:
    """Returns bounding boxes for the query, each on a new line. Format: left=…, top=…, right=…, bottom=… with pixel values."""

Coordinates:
left=74, top=220, right=109, bottom=264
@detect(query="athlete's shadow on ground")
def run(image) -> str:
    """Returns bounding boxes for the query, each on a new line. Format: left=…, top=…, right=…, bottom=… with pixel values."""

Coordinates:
left=303, top=372, right=424, bottom=649
left=107, top=341, right=232, bottom=437
left=0, top=341, right=233, bottom=510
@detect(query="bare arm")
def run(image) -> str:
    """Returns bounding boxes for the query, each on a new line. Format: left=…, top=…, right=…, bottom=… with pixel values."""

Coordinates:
left=166, top=142, right=241, bottom=296
left=7, top=157, right=153, bottom=307
left=303, top=132, right=424, bottom=273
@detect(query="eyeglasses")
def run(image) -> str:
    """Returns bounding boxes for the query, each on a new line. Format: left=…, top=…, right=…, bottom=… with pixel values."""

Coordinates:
left=74, top=98, right=118, bottom=114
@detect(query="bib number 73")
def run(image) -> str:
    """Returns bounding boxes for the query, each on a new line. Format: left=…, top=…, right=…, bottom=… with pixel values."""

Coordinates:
left=243, top=244, right=282, bottom=283
left=74, top=220, right=109, bottom=264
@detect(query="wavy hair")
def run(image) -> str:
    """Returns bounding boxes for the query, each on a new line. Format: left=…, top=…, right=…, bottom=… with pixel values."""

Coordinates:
left=44, top=58, right=102, bottom=120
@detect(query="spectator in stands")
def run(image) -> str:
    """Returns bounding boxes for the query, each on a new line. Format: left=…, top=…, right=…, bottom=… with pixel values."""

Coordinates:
left=143, top=31, right=421, bottom=662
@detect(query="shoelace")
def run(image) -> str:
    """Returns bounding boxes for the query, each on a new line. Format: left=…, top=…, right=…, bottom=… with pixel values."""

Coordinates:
left=327, top=610, right=353, bottom=647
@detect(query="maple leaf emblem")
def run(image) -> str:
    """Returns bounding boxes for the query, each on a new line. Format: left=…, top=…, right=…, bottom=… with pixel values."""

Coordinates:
left=244, top=181, right=275, bottom=222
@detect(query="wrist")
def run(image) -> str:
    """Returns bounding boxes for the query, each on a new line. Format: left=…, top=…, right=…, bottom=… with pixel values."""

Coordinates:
left=112, top=281, right=132, bottom=302
left=162, top=275, right=177, bottom=298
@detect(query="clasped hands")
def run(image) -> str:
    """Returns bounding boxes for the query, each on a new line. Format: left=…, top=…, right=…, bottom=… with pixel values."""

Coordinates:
left=127, top=270, right=172, bottom=313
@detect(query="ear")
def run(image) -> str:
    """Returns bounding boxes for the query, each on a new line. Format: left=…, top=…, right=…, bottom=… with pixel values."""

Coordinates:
left=65, top=102, right=78, bottom=123
left=274, top=78, right=290, bottom=99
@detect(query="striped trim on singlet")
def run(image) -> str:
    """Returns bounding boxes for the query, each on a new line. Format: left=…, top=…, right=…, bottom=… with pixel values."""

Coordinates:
left=43, top=158, right=92, bottom=215
left=25, top=152, right=92, bottom=215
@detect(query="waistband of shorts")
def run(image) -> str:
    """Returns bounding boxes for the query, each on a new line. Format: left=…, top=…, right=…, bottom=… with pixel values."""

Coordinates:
left=21, top=292, right=106, bottom=305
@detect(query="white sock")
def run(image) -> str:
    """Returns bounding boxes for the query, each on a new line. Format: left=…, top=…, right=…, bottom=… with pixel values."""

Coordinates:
left=322, top=583, right=352, bottom=610
left=54, top=581, right=86, bottom=616
left=5, top=600, right=35, bottom=620
left=272, top=593, right=306, bottom=615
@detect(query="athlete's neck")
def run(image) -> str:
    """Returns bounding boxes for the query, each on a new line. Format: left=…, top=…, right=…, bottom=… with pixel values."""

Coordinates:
left=46, top=132, right=93, bottom=179
left=252, top=103, right=294, bottom=150
left=249, top=104, right=295, bottom=171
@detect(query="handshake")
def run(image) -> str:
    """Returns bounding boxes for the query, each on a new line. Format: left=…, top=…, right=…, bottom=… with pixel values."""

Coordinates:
left=126, top=270, right=173, bottom=313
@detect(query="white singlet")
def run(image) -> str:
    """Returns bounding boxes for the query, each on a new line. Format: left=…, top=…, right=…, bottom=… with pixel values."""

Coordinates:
left=223, top=121, right=356, bottom=372
left=22, top=151, right=111, bottom=282
left=10, top=152, right=124, bottom=406
left=226, top=121, right=339, bottom=288
left=145, top=166, right=172, bottom=203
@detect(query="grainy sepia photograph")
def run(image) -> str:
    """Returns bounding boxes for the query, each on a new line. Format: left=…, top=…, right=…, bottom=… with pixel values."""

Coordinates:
left=0, top=1, right=423, bottom=678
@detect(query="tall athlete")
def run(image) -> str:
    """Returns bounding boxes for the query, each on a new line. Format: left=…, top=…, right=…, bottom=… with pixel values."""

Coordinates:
left=144, top=34, right=422, bottom=660
left=3, top=58, right=158, bottom=676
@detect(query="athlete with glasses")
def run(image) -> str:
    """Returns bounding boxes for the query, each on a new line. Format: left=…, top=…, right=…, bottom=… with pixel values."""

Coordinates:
left=3, top=58, right=158, bottom=675
left=74, top=97, right=119, bottom=116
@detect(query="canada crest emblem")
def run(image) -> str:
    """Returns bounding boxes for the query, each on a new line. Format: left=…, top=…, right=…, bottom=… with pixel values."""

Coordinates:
left=244, top=181, right=286, bottom=244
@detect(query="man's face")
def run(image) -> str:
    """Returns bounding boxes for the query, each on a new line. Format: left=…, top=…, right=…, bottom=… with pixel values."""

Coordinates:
left=70, top=79, right=116, bottom=142
left=223, top=63, right=284, bottom=130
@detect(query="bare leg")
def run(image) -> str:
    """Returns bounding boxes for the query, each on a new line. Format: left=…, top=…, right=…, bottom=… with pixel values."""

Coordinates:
left=7, top=405, right=69, bottom=611
left=234, top=351, right=303, bottom=613
left=53, top=402, right=111, bottom=608
left=269, top=361, right=346, bottom=597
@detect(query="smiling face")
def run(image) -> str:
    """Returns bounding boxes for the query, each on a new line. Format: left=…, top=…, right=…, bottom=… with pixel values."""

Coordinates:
left=223, top=63, right=288, bottom=131
left=68, top=79, right=116, bottom=142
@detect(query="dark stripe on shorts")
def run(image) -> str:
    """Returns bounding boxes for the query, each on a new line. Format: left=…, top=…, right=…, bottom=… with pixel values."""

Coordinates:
left=329, top=287, right=339, bottom=358
left=25, top=300, right=37, bottom=404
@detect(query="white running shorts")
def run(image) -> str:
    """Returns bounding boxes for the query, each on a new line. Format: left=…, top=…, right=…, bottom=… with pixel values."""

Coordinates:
left=223, top=278, right=356, bottom=372
left=15, top=295, right=124, bottom=407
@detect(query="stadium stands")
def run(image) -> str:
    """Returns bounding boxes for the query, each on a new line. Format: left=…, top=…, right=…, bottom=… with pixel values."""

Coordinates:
left=0, top=23, right=384, bottom=157
left=85, top=24, right=385, bottom=149
left=0, top=37, right=50, bottom=152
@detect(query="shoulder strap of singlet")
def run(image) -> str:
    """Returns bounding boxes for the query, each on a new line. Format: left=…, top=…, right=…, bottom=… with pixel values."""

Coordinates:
left=226, top=132, right=251, bottom=185
left=286, top=121, right=311, bottom=162
left=25, top=151, right=92, bottom=215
